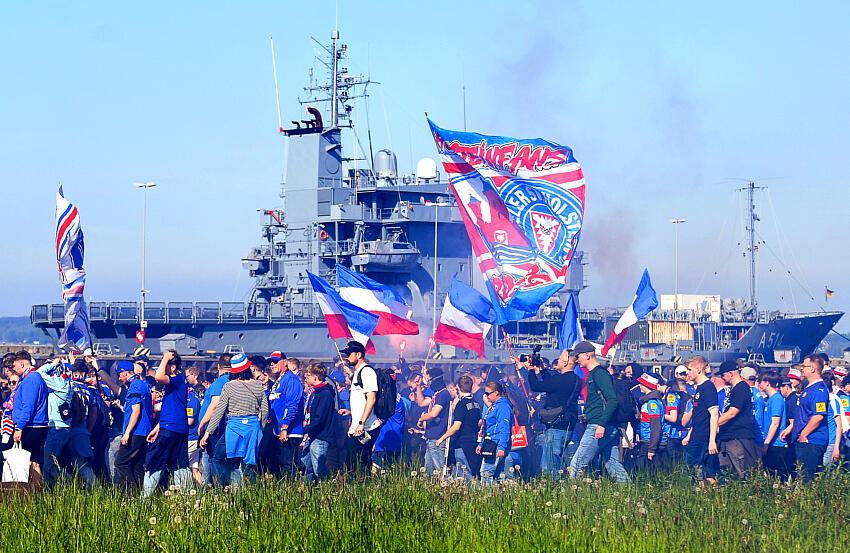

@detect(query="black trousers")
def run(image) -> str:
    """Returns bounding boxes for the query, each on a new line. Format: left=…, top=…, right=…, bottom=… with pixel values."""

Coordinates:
left=344, top=425, right=382, bottom=475
left=114, top=435, right=147, bottom=489
left=763, top=445, right=792, bottom=478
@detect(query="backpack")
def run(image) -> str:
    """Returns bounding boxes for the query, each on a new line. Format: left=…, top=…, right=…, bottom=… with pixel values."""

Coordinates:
left=354, top=364, right=397, bottom=421
left=69, top=382, right=90, bottom=428
left=612, top=378, right=638, bottom=426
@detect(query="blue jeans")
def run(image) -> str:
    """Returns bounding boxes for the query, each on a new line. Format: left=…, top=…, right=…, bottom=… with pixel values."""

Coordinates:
left=301, top=438, right=330, bottom=483
left=480, top=454, right=507, bottom=485
left=424, top=439, right=446, bottom=475
left=540, top=428, right=569, bottom=477
left=44, top=427, right=95, bottom=487
left=568, top=424, right=629, bottom=483
left=453, top=447, right=475, bottom=481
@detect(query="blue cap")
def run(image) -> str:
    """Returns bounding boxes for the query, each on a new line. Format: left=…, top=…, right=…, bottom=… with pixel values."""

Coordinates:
left=329, top=370, right=346, bottom=385
left=116, top=360, right=134, bottom=374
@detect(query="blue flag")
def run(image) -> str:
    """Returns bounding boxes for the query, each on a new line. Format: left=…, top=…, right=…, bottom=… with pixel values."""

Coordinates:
left=558, top=294, right=584, bottom=350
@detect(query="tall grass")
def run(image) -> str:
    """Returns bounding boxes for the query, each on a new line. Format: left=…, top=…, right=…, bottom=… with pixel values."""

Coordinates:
left=4, top=464, right=850, bottom=552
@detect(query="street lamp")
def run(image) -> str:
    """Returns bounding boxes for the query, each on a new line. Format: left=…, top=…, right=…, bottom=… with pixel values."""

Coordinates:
left=134, top=182, right=157, bottom=331
left=669, top=218, right=686, bottom=356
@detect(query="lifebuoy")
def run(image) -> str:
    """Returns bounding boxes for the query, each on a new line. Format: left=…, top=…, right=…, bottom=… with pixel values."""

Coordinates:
left=319, top=230, right=329, bottom=241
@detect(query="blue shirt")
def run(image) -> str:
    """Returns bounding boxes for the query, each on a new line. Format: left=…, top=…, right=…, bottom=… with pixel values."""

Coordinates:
left=36, top=362, right=72, bottom=428
left=663, top=392, right=682, bottom=439
left=123, top=376, right=153, bottom=437
left=764, top=391, right=787, bottom=447
left=794, top=380, right=830, bottom=446
left=374, top=395, right=406, bottom=452
left=198, top=374, right=229, bottom=430
left=11, top=369, right=49, bottom=429
left=158, top=372, right=188, bottom=433
left=269, top=370, right=305, bottom=436
left=187, top=390, right=201, bottom=441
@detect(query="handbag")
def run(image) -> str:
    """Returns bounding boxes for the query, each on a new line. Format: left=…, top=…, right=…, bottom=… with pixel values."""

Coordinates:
left=511, top=415, right=528, bottom=450
left=480, top=438, right=498, bottom=457
left=537, top=406, right=564, bottom=425
left=2, top=443, right=31, bottom=483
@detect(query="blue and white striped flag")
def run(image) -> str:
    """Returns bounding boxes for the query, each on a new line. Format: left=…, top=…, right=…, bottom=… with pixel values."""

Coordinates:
left=56, top=185, right=91, bottom=352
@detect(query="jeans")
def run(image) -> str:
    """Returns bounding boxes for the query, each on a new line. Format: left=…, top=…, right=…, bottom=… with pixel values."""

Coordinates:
left=540, top=428, right=569, bottom=477
left=684, top=441, right=719, bottom=480
left=107, top=434, right=122, bottom=483
left=424, top=439, right=447, bottom=475
left=795, top=442, right=826, bottom=483
left=301, top=437, right=330, bottom=483
left=43, top=427, right=95, bottom=487
left=567, top=424, right=629, bottom=483
left=480, top=454, right=507, bottom=485
left=279, top=438, right=300, bottom=475
left=453, top=447, right=475, bottom=482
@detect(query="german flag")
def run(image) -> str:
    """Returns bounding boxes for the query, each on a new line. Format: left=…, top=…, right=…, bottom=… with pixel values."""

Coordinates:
left=826, top=287, right=834, bottom=300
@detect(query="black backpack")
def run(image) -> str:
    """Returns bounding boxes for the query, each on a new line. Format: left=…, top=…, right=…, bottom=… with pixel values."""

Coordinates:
left=612, top=378, right=638, bottom=425
left=69, top=382, right=90, bottom=428
left=354, top=364, right=397, bottom=421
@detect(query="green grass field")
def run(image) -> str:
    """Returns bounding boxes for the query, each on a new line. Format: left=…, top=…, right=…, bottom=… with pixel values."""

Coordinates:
left=5, top=466, right=850, bottom=552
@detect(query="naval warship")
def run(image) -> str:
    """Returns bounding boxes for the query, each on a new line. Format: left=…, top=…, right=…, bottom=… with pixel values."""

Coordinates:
left=30, top=31, right=842, bottom=363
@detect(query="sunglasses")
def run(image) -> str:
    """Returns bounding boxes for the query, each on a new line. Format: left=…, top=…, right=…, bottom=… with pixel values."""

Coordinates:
left=485, top=390, right=498, bottom=397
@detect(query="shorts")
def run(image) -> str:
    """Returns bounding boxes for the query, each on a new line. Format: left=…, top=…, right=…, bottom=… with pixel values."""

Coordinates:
left=145, top=429, right=189, bottom=473
left=21, top=427, right=49, bottom=466
left=187, top=438, right=201, bottom=469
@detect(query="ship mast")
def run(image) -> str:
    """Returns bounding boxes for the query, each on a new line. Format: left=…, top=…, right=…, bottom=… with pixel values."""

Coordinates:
left=740, top=181, right=763, bottom=311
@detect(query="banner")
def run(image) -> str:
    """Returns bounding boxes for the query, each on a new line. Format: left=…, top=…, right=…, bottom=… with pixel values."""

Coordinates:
left=429, top=120, right=585, bottom=324
left=55, top=185, right=92, bottom=352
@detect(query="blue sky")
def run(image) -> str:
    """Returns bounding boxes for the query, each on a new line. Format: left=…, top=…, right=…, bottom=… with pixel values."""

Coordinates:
left=2, top=1, right=849, bottom=332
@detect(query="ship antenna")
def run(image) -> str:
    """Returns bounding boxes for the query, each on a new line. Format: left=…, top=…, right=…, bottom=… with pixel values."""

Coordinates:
left=331, top=29, right=339, bottom=128
left=270, top=37, right=283, bottom=133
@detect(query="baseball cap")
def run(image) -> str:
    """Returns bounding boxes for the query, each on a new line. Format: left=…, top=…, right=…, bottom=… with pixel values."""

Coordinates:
left=715, top=360, right=740, bottom=376
left=329, top=370, right=346, bottom=385
left=267, top=350, right=286, bottom=364
left=637, top=373, right=659, bottom=390
left=571, top=341, right=596, bottom=355
left=740, top=366, right=758, bottom=381
left=833, top=366, right=848, bottom=379
left=116, top=360, right=135, bottom=374
left=675, top=365, right=688, bottom=376
left=787, top=367, right=802, bottom=381
left=230, top=353, right=252, bottom=372
left=339, top=340, right=366, bottom=356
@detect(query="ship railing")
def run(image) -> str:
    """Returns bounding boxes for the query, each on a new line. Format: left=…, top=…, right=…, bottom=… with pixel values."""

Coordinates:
left=32, top=300, right=332, bottom=327
left=319, top=239, right=355, bottom=257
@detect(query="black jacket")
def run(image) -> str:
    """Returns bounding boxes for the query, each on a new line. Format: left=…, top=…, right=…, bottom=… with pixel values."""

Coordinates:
left=527, top=369, right=580, bottom=430
left=302, top=384, right=336, bottom=442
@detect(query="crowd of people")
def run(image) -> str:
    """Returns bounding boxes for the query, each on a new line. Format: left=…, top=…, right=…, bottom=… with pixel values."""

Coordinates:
left=2, top=339, right=849, bottom=493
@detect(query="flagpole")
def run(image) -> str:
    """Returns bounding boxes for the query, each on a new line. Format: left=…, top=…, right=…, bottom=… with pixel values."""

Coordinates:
left=423, top=342, right=434, bottom=373
left=501, top=327, right=517, bottom=359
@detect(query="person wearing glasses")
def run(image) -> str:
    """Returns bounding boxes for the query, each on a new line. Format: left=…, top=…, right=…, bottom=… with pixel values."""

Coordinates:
left=476, top=381, right=514, bottom=484
left=791, top=355, right=830, bottom=482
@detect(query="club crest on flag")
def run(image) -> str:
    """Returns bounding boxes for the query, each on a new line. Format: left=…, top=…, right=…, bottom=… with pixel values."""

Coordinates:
left=428, top=119, right=585, bottom=325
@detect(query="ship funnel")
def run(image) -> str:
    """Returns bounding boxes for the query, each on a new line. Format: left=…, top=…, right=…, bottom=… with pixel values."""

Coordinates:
left=374, top=149, right=398, bottom=179
left=416, top=157, right=438, bottom=180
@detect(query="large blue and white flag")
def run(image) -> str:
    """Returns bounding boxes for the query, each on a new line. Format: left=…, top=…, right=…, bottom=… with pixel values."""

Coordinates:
left=429, top=120, right=585, bottom=325
left=308, top=272, right=379, bottom=354
left=55, top=185, right=92, bottom=352
left=558, top=294, right=584, bottom=351
left=337, top=265, right=419, bottom=336
left=433, top=276, right=496, bottom=359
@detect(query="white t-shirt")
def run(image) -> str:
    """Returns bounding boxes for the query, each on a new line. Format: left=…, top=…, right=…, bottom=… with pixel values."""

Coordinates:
left=349, top=364, right=381, bottom=434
